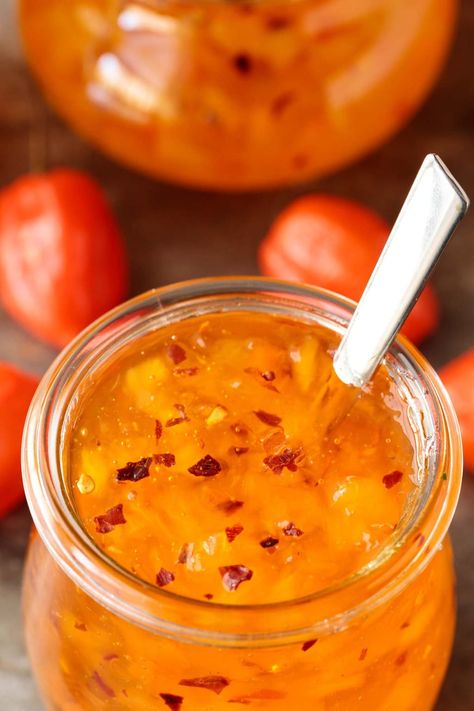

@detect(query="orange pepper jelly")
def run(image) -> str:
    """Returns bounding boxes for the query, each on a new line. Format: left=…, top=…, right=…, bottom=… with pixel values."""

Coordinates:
left=70, top=311, right=417, bottom=604
left=20, top=0, right=456, bottom=189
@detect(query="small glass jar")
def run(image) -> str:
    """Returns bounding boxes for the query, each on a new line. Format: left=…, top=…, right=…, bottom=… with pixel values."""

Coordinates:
left=20, top=0, right=457, bottom=190
left=22, top=278, right=462, bottom=710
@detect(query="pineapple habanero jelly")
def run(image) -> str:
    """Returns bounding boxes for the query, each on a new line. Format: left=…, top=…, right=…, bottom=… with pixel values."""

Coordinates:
left=22, top=280, right=461, bottom=711
left=20, top=0, right=457, bottom=189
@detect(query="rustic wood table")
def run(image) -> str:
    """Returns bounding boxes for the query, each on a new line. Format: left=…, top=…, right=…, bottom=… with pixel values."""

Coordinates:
left=0, top=1, right=473, bottom=708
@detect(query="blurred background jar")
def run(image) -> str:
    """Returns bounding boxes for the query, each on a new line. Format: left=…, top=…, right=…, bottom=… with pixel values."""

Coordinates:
left=20, top=0, right=457, bottom=190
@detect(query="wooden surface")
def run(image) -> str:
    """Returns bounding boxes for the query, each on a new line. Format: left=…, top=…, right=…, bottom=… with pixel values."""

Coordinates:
left=0, top=0, right=473, bottom=708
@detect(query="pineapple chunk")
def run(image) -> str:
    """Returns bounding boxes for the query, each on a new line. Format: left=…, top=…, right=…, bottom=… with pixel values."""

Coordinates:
left=206, top=405, right=228, bottom=426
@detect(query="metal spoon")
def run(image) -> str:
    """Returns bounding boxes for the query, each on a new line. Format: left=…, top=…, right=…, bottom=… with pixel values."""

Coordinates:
left=333, top=154, right=469, bottom=388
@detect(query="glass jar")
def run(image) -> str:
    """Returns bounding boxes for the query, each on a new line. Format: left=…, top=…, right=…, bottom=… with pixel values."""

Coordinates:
left=22, top=278, right=462, bottom=710
left=20, top=1, right=456, bottom=190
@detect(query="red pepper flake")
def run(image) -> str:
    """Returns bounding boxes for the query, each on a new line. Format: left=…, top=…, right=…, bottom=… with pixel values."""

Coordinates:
left=232, top=446, right=249, bottom=456
left=226, top=524, right=244, bottom=542
left=117, top=456, right=152, bottom=482
left=167, top=343, right=186, bottom=365
left=177, top=543, right=191, bottom=564
left=260, top=536, right=279, bottom=549
left=233, top=53, right=253, bottom=74
left=156, top=568, right=175, bottom=587
left=302, top=639, right=317, bottom=652
left=267, top=16, right=291, bottom=30
left=261, top=370, right=276, bottom=381
left=103, top=653, right=119, bottom=662
left=219, top=565, right=253, bottom=592
left=94, top=504, right=126, bottom=533
left=400, top=621, right=410, bottom=629
left=188, top=454, right=222, bottom=477
left=264, top=448, right=301, bottom=474
left=359, top=648, right=368, bottom=661
left=166, top=403, right=189, bottom=427
left=75, top=622, right=87, bottom=631
left=204, top=593, right=214, bottom=600
left=254, top=410, right=281, bottom=427
left=271, top=92, right=296, bottom=117
left=230, top=423, right=248, bottom=437
left=92, top=671, right=115, bottom=699
left=179, top=676, right=229, bottom=695
left=382, top=470, right=403, bottom=489
left=414, top=532, right=426, bottom=548
left=282, top=521, right=304, bottom=537
left=173, top=367, right=198, bottom=376
left=217, top=499, right=244, bottom=515
left=154, top=453, right=176, bottom=467
left=159, top=693, right=183, bottom=711
left=395, top=651, right=408, bottom=666
left=155, top=419, right=163, bottom=441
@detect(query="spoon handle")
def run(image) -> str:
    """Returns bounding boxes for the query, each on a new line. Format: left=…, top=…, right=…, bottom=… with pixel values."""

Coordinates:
left=333, top=154, right=469, bottom=388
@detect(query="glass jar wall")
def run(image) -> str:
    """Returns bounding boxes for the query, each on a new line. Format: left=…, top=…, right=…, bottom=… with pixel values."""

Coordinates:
left=23, top=536, right=455, bottom=709
left=20, top=1, right=456, bottom=190
left=22, top=280, right=462, bottom=710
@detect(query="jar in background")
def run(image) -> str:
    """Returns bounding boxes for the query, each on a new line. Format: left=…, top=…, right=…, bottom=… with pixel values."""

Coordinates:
left=22, top=279, right=462, bottom=709
left=20, top=1, right=457, bottom=190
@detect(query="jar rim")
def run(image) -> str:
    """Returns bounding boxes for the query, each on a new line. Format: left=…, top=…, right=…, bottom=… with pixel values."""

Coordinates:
left=22, top=277, right=463, bottom=646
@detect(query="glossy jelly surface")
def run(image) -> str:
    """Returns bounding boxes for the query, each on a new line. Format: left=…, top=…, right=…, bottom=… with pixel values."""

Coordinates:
left=71, top=312, right=417, bottom=603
